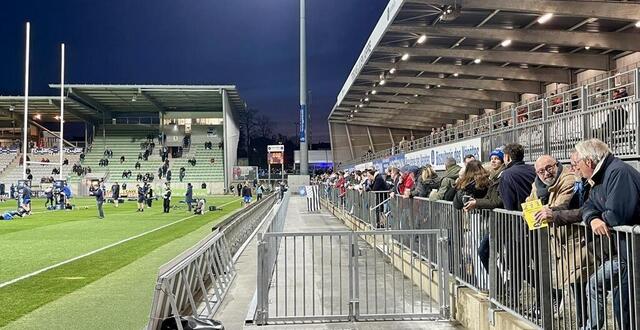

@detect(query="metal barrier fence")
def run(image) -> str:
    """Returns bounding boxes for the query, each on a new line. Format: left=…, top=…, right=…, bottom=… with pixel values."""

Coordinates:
left=146, top=194, right=277, bottom=330
left=342, top=66, right=640, bottom=168
left=322, top=188, right=640, bottom=330
left=255, top=229, right=450, bottom=324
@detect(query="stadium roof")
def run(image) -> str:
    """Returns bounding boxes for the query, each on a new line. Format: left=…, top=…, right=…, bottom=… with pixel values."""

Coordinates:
left=0, top=96, right=98, bottom=123
left=329, top=0, right=640, bottom=130
left=49, top=84, right=246, bottom=118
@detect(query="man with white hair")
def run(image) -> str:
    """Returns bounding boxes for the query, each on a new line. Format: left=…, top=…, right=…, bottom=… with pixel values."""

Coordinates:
left=575, top=138, right=640, bottom=330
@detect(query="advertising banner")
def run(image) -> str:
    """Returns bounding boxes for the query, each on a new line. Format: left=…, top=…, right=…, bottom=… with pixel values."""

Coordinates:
left=232, top=166, right=258, bottom=181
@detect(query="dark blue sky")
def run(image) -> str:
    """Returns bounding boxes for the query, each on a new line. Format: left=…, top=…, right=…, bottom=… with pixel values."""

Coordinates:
left=0, top=0, right=388, bottom=143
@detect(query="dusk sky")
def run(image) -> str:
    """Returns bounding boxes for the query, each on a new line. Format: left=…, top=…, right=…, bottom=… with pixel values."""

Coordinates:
left=0, top=0, right=388, bottom=143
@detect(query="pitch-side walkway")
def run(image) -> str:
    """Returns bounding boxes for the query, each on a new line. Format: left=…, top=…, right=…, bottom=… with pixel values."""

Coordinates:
left=215, top=196, right=462, bottom=330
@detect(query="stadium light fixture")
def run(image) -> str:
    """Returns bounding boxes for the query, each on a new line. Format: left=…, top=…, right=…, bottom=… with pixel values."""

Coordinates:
left=635, top=20, right=640, bottom=28
left=585, top=46, right=591, bottom=50
left=54, top=115, right=60, bottom=120
left=379, top=79, right=386, bottom=85
left=453, top=73, right=459, bottom=77
left=33, top=114, right=41, bottom=120
left=371, top=90, right=377, bottom=95
left=389, top=67, right=396, bottom=74
left=417, top=35, right=427, bottom=44
left=500, top=39, right=512, bottom=47
left=364, top=97, right=369, bottom=102
left=537, top=13, right=553, bottom=24
left=414, top=94, right=419, bottom=97
left=436, top=84, right=441, bottom=88
left=401, top=53, right=410, bottom=61
left=473, top=58, right=482, bottom=64
left=354, top=109, right=358, bottom=113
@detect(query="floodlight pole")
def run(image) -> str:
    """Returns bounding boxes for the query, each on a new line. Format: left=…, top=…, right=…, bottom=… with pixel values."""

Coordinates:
left=299, top=0, right=309, bottom=175
left=22, top=22, right=31, bottom=181
left=59, top=43, right=65, bottom=181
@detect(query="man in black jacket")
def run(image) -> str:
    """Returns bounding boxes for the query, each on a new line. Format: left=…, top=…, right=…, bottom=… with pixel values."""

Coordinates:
left=574, top=139, right=640, bottom=330
left=499, top=143, right=536, bottom=211
left=89, top=184, right=105, bottom=219
left=162, top=183, right=172, bottom=213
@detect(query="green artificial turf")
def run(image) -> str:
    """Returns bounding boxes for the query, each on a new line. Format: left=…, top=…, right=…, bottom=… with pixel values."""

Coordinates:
left=0, top=196, right=242, bottom=328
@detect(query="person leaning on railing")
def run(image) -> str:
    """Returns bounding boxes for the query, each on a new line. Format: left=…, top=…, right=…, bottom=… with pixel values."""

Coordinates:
left=525, top=154, right=576, bottom=319
left=466, top=149, right=505, bottom=274
left=411, top=165, right=440, bottom=198
left=574, top=139, right=640, bottom=330
left=534, top=151, right=600, bottom=328
left=429, top=157, right=461, bottom=201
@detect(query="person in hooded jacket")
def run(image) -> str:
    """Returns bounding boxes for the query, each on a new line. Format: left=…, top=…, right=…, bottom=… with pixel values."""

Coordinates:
left=412, top=165, right=440, bottom=198
left=429, top=157, right=461, bottom=201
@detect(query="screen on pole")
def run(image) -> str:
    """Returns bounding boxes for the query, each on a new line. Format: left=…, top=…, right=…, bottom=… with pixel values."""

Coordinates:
left=268, top=152, right=284, bottom=165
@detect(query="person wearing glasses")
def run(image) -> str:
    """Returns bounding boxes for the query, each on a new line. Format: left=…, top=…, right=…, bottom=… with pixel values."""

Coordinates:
left=526, top=155, right=576, bottom=318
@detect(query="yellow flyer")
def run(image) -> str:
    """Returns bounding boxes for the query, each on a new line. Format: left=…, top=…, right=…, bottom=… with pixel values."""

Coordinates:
left=521, top=199, right=548, bottom=230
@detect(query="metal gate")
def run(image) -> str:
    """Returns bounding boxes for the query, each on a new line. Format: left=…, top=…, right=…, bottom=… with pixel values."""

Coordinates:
left=255, top=229, right=450, bottom=324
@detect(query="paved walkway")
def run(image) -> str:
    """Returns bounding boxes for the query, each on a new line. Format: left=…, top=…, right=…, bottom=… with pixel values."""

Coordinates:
left=215, top=196, right=460, bottom=330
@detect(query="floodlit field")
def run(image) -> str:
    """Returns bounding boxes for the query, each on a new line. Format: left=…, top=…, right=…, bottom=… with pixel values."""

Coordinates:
left=0, top=195, right=243, bottom=329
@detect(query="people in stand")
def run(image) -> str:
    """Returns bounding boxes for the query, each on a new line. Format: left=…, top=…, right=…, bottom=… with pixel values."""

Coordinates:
left=476, top=148, right=505, bottom=273
left=120, top=155, right=125, bottom=164
left=574, top=139, right=640, bottom=330
left=429, top=157, right=461, bottom=201
left=179, top=167, right=186, bottom=182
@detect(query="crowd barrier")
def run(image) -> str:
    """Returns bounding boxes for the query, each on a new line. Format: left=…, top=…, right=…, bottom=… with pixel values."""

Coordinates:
left=146, top=193, right=277, bottom=330
left=322, top=187, right=640, bottom=330
left=343, top=66, right=640, bottom=167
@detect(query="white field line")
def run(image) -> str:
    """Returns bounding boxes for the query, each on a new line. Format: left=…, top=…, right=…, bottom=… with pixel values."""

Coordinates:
left=0, top=198, right=241, bottom=289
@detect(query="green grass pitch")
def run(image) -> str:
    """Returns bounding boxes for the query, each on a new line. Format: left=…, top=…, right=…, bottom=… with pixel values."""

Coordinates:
left=0, top=195, right=243, bottom=328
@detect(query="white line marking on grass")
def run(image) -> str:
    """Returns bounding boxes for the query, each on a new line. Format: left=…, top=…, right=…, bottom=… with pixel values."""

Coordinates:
left=0, top=198, right=242, bottom=289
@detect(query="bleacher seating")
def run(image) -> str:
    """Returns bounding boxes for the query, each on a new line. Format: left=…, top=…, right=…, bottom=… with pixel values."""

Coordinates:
left=172, top=128, right=224, bottom=183
left=0, top=152, right=18, bottom=177
left=78, top=124, right=162, bottom=185
left=0, top=153, right=80, bottom=185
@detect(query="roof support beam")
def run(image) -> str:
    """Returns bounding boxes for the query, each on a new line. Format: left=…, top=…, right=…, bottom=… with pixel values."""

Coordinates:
left=341, top=101, right=478, bottom=116
left=405, top=0, right=640, bottom=22
left=366, top=126, right=376, bottom=153
left=367, top=61, right=571, bottom=83
left=50, top=98, right=96, bottom=124
left=344, top=124, right=355, bottom=160
left=331, top=119, right=433, bottom=131
left=335, top=107, right=462, bottom=122
left=350, top=85, right=519, bottom=102
left=68, top=88, right=112, bottom=119
left=346, top=93, right=497, bottom=109
left=388, top=25, right=640, bottom=52
left=359, top=74, right=542, bottom=93
left=140, top=91, right=168, bottom=113
left=377, top=46, right=610, bottom=70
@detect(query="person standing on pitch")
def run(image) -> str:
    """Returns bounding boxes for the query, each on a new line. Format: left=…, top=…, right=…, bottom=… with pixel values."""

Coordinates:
left=163, top=182, right=172, bottom=213
left=111, top=182, right=120, bottom=208
left=185, top=183, right=193, bottom=212
left=89, top=184, right=105, bottom=219
left=136, top=184, right=145, bottom=212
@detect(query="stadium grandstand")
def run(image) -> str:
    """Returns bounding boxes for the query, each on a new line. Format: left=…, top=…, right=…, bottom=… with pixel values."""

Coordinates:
left=0, top=85, right=243, bottom=195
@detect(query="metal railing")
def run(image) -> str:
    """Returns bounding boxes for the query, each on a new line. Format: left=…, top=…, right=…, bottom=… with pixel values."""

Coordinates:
left=255, top=229, right=450, bottom=324
left=321, top=187, right=640, bottom=330
left=341, top=66, right=640, bottom=168
left=146, top=194, right=277, bottom=330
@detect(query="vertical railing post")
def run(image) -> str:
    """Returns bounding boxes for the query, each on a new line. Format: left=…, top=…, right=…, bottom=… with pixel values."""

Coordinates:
left=256, top=234, right=267, bottom=325
left=537, top=227, right=554, bottom=330
left=439, top=228, right=451, bottom=319
left=488, top=211, right=499, bottom=327
left=541, top=98, right=550, bottom=155
left=581, top=85, right=590, bottom=140
left=634, top=68, right=640, bottom=156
